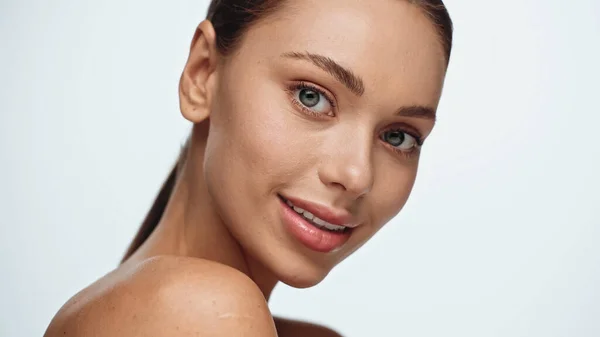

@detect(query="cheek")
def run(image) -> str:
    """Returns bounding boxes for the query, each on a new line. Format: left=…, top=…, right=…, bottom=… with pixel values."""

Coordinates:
left=369, top=160, right=419, bottom=230
left=204, top=76, right=317, bottom=201
left=338, top=163, right=418, bottom=260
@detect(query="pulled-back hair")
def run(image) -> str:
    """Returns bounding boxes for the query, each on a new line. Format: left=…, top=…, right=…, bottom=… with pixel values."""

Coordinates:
left=122, top=0, right=453, bottom=262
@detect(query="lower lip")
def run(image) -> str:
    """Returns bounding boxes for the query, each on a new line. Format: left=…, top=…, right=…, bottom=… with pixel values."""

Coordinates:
left=279, top=196, right=352, bottom=253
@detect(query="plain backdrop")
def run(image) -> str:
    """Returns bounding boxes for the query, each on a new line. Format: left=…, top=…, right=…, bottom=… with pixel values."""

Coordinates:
left=1, top=0, right=599, bottom=336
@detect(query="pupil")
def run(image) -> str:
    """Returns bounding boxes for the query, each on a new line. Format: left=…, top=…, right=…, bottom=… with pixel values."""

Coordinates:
left=385, top=131, right=405, bottom=146
left=300, top=89, right=320, bottom=107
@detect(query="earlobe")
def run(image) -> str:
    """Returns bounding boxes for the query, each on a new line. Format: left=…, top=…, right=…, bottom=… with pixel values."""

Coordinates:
left=179, top=20, right=219, bottom=123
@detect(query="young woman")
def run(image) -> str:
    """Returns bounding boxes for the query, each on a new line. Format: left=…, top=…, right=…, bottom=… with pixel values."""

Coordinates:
left=45, top=0, right=453, bottom=335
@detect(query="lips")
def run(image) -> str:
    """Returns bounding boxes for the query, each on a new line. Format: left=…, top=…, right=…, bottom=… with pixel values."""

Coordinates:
left=280, top=195, right=358, bottom=228
left=278, top=194, right=357, bottom=253
left=284, top=198, right=349, bottom=232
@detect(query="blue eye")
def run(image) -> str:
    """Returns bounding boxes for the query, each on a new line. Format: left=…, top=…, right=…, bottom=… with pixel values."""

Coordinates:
left=298, top=89, right=320, bottom=107
left=287, top=82, right=336, bottom=117
left=294, top=87, right=332, bottom=115
left=382, top=129, right=420, bottom=151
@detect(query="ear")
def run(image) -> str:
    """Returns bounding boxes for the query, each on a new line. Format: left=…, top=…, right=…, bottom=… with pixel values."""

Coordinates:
left=179, top=20, right=219, bottom=123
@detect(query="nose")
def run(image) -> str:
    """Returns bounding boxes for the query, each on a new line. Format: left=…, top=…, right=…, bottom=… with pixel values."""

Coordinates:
left=318, top=129, right=374, bottom=199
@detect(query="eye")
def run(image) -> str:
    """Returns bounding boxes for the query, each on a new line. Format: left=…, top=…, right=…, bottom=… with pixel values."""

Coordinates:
left=298, top=88, right=321, bottom=107
left=295, top=87, right=332, bottom=115
left=381, top=129, right=422, bottom=154
left=288, top=82, right=335, bottom=117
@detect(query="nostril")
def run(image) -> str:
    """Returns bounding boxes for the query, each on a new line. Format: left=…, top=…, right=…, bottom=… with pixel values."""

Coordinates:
left=330, top=181, right=347, bottom=191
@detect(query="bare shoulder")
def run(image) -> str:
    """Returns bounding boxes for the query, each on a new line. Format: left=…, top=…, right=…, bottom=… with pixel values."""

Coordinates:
left=45, top=256, right=277, bottom=337
left=275, top=317, right=344, bottom=337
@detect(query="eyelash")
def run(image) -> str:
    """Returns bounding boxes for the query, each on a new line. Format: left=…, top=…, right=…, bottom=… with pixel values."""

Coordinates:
left=285, top=81, right=337, bottom=118
left=380, top=127, right=424, bottom=159
left=285, top=81, right=423, bottom=159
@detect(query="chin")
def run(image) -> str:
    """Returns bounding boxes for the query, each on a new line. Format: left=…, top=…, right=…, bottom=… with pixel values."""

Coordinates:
left=257, top=219, right=347, bottom=289
left=271, top=253, right=332, bottom=289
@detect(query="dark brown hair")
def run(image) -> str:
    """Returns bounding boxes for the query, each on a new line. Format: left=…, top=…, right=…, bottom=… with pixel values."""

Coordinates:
left=121, top=0, right=453, bottom=262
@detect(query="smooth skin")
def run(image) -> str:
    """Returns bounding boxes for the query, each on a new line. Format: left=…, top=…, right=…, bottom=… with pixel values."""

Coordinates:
left=45, top=0, right=447, bottom=336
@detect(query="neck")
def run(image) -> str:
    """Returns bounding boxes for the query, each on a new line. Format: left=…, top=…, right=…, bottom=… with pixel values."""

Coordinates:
left=127, top=123, right=279, bottom=300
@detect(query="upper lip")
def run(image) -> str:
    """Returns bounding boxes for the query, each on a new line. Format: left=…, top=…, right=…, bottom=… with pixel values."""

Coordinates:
left=280, top=194, right=359, bottom=228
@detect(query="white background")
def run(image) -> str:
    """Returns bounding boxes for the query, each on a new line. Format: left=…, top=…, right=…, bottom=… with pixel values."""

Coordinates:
left=1, top=0, right=599, bottom=336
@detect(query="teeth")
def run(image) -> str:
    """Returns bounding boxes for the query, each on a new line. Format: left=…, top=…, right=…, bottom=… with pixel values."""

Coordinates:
left=314, top=217, right=346, bottom=232
left=293, top=206, right=305, bottom=213
left=285, top=199, right=346, bottom=232
left=287, top=200, right=306, bottom=213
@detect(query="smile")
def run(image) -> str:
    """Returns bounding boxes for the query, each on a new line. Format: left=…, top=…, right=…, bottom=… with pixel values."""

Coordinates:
left=278, top=194, right=355, bottom=253
left=284, top=199, right=348, bottom=233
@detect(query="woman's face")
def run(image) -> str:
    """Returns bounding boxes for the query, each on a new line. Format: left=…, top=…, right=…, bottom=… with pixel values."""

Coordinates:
left=203, top=0, right=447, bottom=287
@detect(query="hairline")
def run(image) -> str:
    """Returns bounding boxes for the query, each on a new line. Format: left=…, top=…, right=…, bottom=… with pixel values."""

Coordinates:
left=213, top=0, right=452, bottom=65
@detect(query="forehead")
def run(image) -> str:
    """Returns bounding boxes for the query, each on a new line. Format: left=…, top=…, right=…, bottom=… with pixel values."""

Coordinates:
left=235, top=0, right=447, bottom=106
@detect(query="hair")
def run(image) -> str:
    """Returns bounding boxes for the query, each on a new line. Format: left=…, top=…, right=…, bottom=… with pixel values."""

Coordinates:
left=121, top=0, right=454, bottom=262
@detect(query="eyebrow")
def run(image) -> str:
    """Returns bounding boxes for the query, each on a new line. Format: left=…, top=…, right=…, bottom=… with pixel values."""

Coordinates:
left=282, top=51, right=436, bottom=121
left=281, top=51, right=365, bottom=96
left=396, top=105, right=437, bottom=121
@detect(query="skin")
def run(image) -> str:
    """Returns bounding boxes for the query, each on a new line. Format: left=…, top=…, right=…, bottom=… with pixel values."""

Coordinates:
left=45, top=0, right=447, bottom=336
